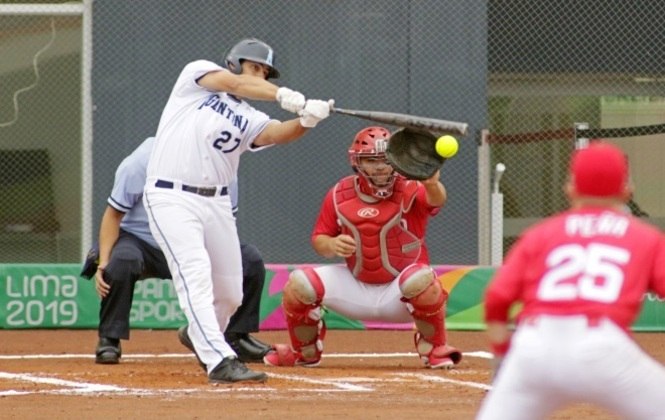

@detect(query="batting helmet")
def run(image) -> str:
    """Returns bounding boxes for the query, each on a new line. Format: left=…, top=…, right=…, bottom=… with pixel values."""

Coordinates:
left=224, top=38, right=280, bottom=79
left=348, top=126, right=397, bottom=198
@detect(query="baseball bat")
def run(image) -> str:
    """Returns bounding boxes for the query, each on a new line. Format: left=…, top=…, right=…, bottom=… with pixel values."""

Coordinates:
left=331, top=107, right=468, bottom=136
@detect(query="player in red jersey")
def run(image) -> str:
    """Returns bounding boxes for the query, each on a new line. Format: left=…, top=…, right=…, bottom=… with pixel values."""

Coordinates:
left=263, top=126, right=462, bottom=369
left=477, top=141, right=665, bottom=419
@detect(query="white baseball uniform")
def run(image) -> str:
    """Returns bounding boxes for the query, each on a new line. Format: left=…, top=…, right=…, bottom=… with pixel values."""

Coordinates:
left=144, top=60, right=274, bottom=372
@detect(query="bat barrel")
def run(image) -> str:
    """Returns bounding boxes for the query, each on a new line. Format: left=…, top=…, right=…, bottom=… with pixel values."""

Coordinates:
left=332, top=107, right=468, bottom=136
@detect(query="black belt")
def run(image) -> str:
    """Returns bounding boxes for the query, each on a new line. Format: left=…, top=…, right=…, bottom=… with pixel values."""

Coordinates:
left=155, top=180, right=228, bottom=197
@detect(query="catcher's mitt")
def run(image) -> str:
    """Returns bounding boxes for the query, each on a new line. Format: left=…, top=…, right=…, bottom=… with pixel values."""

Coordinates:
left=385, top=127, right=445, bottom=180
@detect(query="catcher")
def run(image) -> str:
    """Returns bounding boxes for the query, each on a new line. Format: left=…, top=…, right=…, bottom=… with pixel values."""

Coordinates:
left=264, top=126, right=462, bottom=368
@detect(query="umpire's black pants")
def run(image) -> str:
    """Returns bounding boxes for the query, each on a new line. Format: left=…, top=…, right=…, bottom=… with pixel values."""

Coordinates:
left=98, top=229, right=265, bottom=340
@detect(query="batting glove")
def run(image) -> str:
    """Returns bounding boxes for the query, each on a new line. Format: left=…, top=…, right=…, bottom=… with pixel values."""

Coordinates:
left=276, top=87, right=306, bottom=113
left=299, top=99, right=334, bottom=128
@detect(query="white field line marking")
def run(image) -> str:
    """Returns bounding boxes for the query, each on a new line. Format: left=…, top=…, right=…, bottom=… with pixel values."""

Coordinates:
left=0, top=351, right=493, bottom=396
left=0, top=387, right=364, bottom=397
left=0, top=354, right=192, bottom=360
left=0, top=371, right=374, bottom=396
left=0, top=371, right=125, bottom=392
left=395, top=372, right=492, bottom=391
left=0, top=387, right=274, bottom=397
left=0, top=351, right=493, bottom=360
left=268, top=373, right=373, bottom=392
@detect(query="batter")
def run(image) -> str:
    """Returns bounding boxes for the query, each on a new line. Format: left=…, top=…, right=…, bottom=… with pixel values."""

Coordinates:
left=144, top=38, right=332, bottom=384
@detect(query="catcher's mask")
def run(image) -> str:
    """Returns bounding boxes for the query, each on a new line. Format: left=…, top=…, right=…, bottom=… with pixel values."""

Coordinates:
left=348, top=126, right=396, bottom=199
left=224, top=38, right=280, bottom=79
left=385, top=127, right=445, bottom=180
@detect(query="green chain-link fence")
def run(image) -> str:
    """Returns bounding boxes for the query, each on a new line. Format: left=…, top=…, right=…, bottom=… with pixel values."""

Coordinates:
left=1, top=0, right=664, bottom=264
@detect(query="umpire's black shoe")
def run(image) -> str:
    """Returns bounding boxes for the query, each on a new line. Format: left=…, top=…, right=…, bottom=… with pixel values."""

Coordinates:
left=177, top=326, right=206, bottom=371
left=208, top=356, right=268, bottom=384
left=225, top=332, right=274, bottom=363
left=95, top=337, right=121, bottom=365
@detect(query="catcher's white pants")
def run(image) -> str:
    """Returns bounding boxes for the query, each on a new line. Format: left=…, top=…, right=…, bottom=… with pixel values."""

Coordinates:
left=313, top=265, right=412, bottom=322
left=476, top=315, right=665, bottom=420
left=144, top=185, right=242, bottom=373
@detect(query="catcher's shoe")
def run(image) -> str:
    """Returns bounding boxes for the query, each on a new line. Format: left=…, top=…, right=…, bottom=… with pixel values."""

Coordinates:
left=225, top=332, right=274, bottom=363
left=426, top=353, right=454, bottom=369
left=208, top=357, right=268, bottom=384
left=263, top=343, right=320, bottom=367
left=414, top=332, right=462, bottom=369
left=177, top=326, right=206, bottom=371
left=421, top=344, right=463, bottom=369
left=95, top=337, right=121, bottom=365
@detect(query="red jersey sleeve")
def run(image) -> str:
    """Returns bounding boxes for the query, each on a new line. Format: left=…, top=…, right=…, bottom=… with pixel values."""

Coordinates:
left=412, top=183, right=441, bottom=217
left=649, top=233, right=665, bottom=298
left=311, top=187, right=340, bottom=241
left=484, top=234, right=531, bottom=323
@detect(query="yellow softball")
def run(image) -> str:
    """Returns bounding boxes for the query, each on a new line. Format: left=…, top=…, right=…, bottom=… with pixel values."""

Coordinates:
left=435, top=135, right=459, bottom=158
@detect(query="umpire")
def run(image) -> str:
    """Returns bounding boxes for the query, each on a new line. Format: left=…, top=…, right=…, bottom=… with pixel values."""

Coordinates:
left=81, top=137, right=272, bottom=365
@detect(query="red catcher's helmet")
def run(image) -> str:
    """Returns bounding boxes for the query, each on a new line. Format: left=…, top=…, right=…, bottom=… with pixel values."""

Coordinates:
left=348, top=126, right=396, bottom=199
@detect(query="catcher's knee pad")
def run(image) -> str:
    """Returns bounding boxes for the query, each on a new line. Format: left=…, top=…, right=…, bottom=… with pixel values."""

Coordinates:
left=398, top=263, right=448, bottom=344
left=282, top=267, right=326, bottom=361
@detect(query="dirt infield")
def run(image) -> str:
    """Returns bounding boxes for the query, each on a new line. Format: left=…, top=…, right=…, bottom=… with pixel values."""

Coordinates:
left=0, top=329, right=663, bottom=419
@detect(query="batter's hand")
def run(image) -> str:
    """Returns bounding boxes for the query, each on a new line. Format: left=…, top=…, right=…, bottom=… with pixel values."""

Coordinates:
left=276, top=87, right=306, bottom=113
left=299, top=99, right=334, bottom=128
left=95, top=268, right=110, bottom=298
left=333, top=234, right=356, bottom=258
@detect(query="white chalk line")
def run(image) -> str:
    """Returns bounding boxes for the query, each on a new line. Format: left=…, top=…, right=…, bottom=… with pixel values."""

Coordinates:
left=0, top=351, right=492, bottom=397
left=395, top=372, right=492, bottom=391
left=0, top=350, right=493, bottom=360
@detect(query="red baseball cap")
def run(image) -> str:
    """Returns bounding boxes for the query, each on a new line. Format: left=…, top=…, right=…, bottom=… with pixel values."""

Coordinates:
left=570, top=141, right=628, bottom=197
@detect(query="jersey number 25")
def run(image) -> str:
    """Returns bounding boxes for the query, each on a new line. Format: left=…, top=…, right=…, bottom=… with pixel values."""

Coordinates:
left=538, top=243, right=630, bottom=303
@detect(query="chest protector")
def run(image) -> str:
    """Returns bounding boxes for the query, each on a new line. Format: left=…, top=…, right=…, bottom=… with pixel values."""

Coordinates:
left=333, top=176, right=421, bottom=284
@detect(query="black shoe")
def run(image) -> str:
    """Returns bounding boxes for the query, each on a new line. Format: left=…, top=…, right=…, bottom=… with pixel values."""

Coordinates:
left=208, top=356, right=268, bottom=384
left=225, top=333, right=273, bottom=363
left=95, top=337, right=121, bottom=365
left=177, top=326, right=206, bottom=371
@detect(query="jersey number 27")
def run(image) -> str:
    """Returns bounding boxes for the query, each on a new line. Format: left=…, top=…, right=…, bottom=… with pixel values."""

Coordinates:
left=213, top=130, right=240, bottom=153
left=538, top=243, right=630, bottom=303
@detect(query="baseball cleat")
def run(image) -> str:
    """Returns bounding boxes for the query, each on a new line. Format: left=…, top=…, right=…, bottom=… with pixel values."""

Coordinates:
left=177, top=325, right=206, bottom=371
left=425, top=356, right=455, bottom=369
left=208, top=357, right=268, bottom=384
left=225, top=332, right=274, bottom=363
left=262, top=343, right=320, bottom=367
left=420, top=344, right=463, bottom=369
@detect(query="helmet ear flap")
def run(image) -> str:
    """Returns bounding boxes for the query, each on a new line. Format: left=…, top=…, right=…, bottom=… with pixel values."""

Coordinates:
left=226, top=58, right=242, bottom=74
left=223, top=45, right=242, bottom=75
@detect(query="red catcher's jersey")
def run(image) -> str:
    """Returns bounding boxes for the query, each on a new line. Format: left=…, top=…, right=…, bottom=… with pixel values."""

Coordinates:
left=484, top=207, right=665, bottom=330
left=312, top=176, right=439, bottom=284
